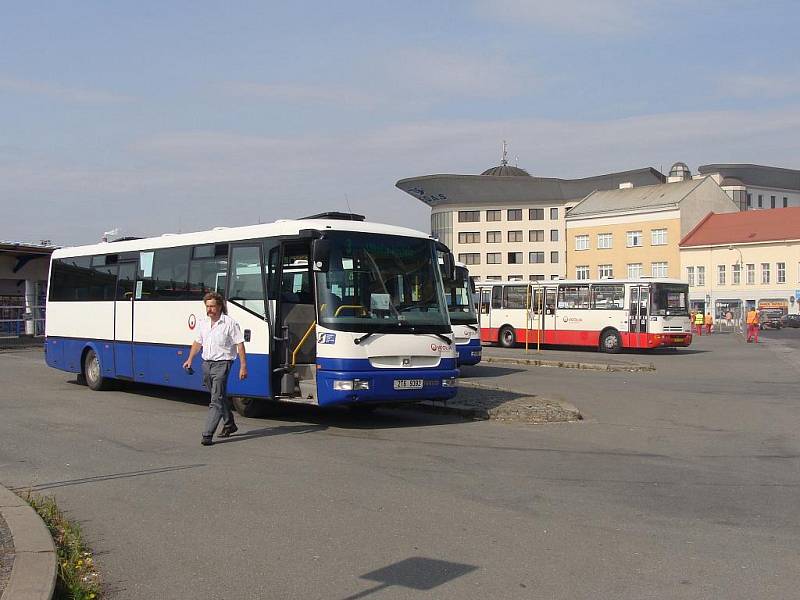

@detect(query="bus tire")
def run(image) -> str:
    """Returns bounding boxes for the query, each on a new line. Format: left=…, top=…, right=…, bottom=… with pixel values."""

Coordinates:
left=83, top=349, right=109, bottom=391
left=600, top=329, right=622, bottom=354
left=232, top=396, right=263, bottom=418
left=499, top=326, right=516, bottom=348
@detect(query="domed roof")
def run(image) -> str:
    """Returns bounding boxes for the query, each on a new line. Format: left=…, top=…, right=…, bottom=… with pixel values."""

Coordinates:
left=669, top=161, right=691, bottom=179
left=481, top=164, right=531, bottom=177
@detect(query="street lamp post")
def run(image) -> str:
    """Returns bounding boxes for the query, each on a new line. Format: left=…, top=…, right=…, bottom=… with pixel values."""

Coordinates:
left=729, top=245, right=745, bottom=334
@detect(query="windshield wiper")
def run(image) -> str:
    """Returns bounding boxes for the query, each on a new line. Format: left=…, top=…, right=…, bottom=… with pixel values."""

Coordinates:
left=463, top=324, right=478, bottom=332
left=436, top=333, right=453, bottom=345
left=354, top=332, right=375, bottom=345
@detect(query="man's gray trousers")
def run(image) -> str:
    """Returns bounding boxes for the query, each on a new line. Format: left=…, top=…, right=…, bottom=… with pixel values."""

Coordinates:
left=202, top=359, right=235, bottom=437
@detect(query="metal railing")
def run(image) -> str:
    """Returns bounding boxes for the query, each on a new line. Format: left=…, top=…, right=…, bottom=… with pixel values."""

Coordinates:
left=0, top=302, right=46, bottom=338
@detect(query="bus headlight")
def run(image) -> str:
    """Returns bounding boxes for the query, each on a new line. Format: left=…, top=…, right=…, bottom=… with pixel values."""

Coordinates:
left=333, top=379, right=370, bottom=391
left=441, top=377, right=457, bottom=388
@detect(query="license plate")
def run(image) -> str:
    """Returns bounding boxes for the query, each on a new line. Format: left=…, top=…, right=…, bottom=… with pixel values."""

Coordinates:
left=394, top=379, right=423, bottom=390
left=672, top=336, right=685, bottom=342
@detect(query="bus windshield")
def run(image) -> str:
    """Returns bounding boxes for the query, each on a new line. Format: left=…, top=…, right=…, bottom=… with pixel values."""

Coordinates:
left=651, top=283, right=689, bottom=316
left=315, top=232, right=450, bottom=333
left=445, top=266, right=478, bottom=325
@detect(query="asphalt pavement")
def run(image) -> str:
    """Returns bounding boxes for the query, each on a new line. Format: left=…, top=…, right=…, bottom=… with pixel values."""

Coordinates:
left=0, top=334, right=799, bottom=599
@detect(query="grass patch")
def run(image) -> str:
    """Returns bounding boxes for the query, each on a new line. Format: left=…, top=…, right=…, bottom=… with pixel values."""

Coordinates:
left=22, top=492, right=101, bottom=600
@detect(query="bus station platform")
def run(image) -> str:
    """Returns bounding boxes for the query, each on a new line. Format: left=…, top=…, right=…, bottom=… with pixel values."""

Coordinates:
left=478, top=345, right=656, bottom=372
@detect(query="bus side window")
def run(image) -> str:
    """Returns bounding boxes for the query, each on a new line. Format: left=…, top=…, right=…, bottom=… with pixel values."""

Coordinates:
left=491, top=286, right=502, bottom=309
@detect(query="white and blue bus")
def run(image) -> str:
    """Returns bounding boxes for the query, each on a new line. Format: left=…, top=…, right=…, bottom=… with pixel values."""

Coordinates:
left=45, top=213, right=459, bottom=415
left=442, top=263, right=481, bottom=365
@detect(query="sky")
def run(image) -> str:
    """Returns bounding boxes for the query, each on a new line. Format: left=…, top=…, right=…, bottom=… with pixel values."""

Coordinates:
left=2, top=0, right=799, bottom=246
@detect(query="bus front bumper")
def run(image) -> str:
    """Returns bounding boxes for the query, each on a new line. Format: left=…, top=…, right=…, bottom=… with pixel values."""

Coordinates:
left=652, top=333, right=693, bottom=347
left=316, top=367, right=460, bottom=407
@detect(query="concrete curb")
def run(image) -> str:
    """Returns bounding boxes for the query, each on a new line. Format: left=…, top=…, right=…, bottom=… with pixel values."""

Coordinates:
left=481, top=355, right=655, bottom=372
left=0, top=485, right=56, bottom=600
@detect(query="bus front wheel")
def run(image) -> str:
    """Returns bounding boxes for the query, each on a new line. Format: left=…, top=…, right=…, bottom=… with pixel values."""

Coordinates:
left=232, top=396, right=263, bottom=418
left=84, top=349, right=109, bottom=391
left=600, top=329, right=622, bottom=354
left=499, top=326, right=516, bottom=348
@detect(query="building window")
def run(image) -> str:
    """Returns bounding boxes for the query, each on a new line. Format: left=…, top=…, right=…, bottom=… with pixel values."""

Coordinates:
left=550, top=274, right=560, bottom=280
left=598, top=264, right=613, bottom=279
left=458, top=232, right=480, bottom=244
left=747, top=193, right=752, bottom=208
left=508, top=275, right=523, bottom=282
left=732, top=263, right=741, bottom=285
left=487, top=231, right=501, bottom=243
left=651, top=262, right=668, bottom=277
left=746, top=263, right=755, bottom=284
left=778, top=262, right=786, bottom=283
left=783, top=197, right=788, bottom=208
left=529, top=208, right=544, bottom=220
left=486, top=210, right=502, bottom=222
left=651, top=229, right=667, bottom=246
left=626, top=231, right=642, bottom=247
left=575, top=235, right=589, bottom=250
left=549, top=207, right=558, bottom=220
left=697, top=266, right=705, bottom=286
left=758, top=194, right=763, bottom=208
left=550, top=251, right=559, bottom=263
left=508, top=252, right=523, bottom=264
left=627, top=263, right=642, bottom=279
left=575, top=266, right=590, bottom=280
left=529, top=251, right=545, bottom=264
left=507, top=230, right=523, bottom=242
left=529, top=230, right=544, bottom=242
left=507, top=209, right=522, bottom=221
left=458, top=210, right=480, bottom=223
left=597, top=233, right=613, bottom=249
left=485, top=276, right=502, bottom=281
left=530, top=274, right=545, bottom=281
left=550, top=229, right=559, bottom=242
left=771, top=196, right=776, bottom=209
left=458, top=253, right=480, bottom=265
left=718, top=265, right=726, bottom=285
left=687, top=266, right=695, bottom=286
left=761, top=263, right=770, bottom=284
left=486, top=252, right=501, bottom=264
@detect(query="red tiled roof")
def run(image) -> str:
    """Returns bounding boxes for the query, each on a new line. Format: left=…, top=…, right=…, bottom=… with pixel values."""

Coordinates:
left=680, top=207, right=800, bottom=247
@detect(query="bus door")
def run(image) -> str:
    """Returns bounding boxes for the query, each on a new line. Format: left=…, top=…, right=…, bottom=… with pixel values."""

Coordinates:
left=269, top=241, right=317, bottom=400
left=479, top=288, right=492, bottom=328
left=113, top=261, right=137, bottom=378
left=534, top=286, right=558, bottom=344
left=628, top=285, right=649, bottom=348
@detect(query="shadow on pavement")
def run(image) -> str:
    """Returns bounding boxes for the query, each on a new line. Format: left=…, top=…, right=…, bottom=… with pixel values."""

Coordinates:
left=341, top=557, right=478, bottom=600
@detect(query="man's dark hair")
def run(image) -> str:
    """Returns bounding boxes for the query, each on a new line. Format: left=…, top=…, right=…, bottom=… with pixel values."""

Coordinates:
left=203, top=291, right=227, bottom=315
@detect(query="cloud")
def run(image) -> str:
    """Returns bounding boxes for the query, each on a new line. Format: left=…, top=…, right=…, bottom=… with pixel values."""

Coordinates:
left=0, top=77, right=133, bottom=104
left=5, top=105, right=800, bottom=245
left=222, top=81, right=379, bottom=108
left=715, top=73, right=800, bottom=100
left=472, top=0, right=659, bottom=34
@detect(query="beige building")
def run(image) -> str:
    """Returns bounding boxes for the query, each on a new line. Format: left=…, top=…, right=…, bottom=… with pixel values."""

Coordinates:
left=680, top=207, right=800, bottom=319
left=565, top=177, right=739, bottom=281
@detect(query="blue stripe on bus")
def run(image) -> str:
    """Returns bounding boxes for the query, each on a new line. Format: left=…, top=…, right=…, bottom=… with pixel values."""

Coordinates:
left=316, top=357, right=458, bottom=371
left=456, top=337, right=482, bottom=366
left=45, top=337, right=271, bottom=398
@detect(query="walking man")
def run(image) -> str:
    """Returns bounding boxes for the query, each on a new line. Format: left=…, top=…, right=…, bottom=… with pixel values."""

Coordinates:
left=746, top=307, right=760, bottom=343
left=704, top=312, right=713, bottom=335
left=183, top=292, right=248, bottom=446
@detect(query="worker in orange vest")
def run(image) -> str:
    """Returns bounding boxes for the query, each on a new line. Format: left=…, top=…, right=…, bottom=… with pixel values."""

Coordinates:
left=746, top=308, right=760, bottom=343
left=704, top=312, right=713, bottom=335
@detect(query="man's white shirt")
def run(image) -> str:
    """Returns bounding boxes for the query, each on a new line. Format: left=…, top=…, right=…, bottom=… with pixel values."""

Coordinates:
left=195, top=314, right=244, bottom=361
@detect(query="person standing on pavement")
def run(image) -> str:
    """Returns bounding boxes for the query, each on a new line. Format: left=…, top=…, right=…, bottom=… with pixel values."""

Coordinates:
left=704, top=312, right=713, bottom=335
left=694, top=310, right=704, bottom=336
left=182, top=292, right=248, bottom=446
left=746, top=307, right=760, bottom=343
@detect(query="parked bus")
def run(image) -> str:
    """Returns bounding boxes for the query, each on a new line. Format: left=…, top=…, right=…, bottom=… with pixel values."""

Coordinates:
left=476, top=278, right=692, bottom=353
left=442, top=262, right=481, bottom=365
left=45, top=213, right=459, bottom=415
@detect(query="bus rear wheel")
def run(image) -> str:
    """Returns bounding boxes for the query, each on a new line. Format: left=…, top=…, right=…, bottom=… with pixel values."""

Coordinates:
left=84, top=349, right=109, bottom=391
left=499, top=326, right=516, bottom=348
left=600, top=329, right=622, bottom=354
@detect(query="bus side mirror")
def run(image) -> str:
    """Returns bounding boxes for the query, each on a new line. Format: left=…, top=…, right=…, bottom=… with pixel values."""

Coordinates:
left=311, top=239, right=331, bottom=272
left=435, top=241, right=456, bottom=281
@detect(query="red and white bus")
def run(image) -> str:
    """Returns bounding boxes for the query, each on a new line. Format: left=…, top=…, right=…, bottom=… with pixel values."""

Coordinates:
left=476, top=278, right=692, bottom=353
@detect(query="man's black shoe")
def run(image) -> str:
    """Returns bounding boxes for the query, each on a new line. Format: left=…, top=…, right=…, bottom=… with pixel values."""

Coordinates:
left=201, top=436, right=213, bottom=446
left=218, top=424, right=238, bottom=438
